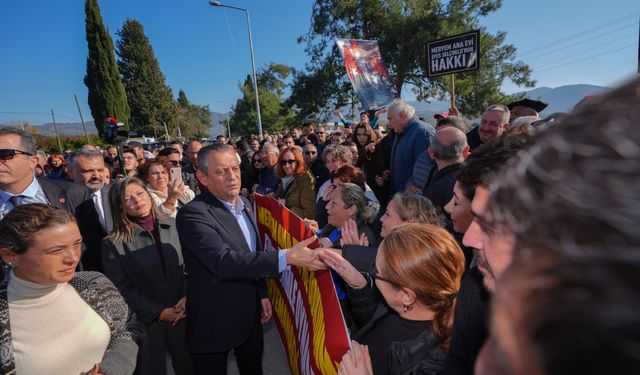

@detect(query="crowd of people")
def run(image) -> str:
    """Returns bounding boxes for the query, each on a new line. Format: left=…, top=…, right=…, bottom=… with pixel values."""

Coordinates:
left=0, top=75, right=638, bottom=375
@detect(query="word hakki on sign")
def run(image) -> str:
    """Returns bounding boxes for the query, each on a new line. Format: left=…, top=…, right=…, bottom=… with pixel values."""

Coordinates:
left=426, top=30, right=480, bottom=77
left=255, top=194, right=350, bottom=375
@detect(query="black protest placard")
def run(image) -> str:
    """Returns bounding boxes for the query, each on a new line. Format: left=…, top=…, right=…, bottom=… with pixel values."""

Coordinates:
left=426, top=30, right=480, bottom=77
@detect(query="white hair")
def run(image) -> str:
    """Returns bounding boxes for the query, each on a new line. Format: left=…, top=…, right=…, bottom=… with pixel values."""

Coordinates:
left=388, top=99, right=416, bottom=119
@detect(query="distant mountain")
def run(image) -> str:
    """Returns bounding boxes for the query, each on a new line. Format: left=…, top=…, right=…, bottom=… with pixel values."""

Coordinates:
left=0, top=121, right=98, bottom=137
left=407, top=84, right=611, bottom=120
left=210, top=111, right=228, bottom=137
left=1, top=85, right=610, bottom=136
left=514, top=84, right=610, bottom=115
left=1, top=110, right=229, bottom=139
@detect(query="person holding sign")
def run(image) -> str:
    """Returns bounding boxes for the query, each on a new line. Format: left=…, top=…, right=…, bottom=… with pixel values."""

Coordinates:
left=176, top=143, right=324, bottom=375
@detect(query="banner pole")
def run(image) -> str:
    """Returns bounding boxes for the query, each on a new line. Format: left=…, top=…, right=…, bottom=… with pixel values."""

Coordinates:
left=449, top=74, right=456, bottom=114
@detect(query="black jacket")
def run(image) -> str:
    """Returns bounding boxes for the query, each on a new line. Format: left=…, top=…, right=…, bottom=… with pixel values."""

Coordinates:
left=38, top=176, right=88, bottom=214
left=101, top=215, right=186, bottom=324
left=439, top=267, right=489, bottom=375
left=422, top=163, right=462, bottom=211
left=349, top=285, right=446, bottom=375
left=175, top=189, right=279, bottom=353
left=76, top=184, right=113, bottom=272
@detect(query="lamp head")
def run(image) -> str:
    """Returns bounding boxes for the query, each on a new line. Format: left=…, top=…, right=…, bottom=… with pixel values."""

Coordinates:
left=209, top=1, right=223, bottom=6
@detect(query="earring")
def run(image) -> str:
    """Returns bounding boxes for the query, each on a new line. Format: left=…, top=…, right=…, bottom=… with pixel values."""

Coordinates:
left=402, top=303, right=414, bottom=313
left=7, top=263, right=15, bottom=269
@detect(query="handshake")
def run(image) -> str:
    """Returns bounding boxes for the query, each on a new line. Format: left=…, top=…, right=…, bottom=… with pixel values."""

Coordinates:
left=285, top=236, right=368, bottom=289
left=284, top=235, right=327, bottom=271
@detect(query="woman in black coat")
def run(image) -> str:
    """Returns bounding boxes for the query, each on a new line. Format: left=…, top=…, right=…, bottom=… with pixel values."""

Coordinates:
left=102, top=177, right=193, bottom=375
left=320, top=224, right=465, bottom=375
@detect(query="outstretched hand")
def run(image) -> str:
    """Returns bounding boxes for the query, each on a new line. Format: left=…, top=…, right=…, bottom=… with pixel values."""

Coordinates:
left=286, top=236, right=326, bottom=271
left=317, top=250, right=367, bottom=289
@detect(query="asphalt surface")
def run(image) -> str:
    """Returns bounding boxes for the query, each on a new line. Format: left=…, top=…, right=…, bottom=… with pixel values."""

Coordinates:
left=227, top=319, right=292, bottom=375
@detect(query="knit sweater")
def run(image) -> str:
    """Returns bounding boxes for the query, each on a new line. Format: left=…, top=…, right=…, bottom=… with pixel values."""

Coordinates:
left=8, top=272, right=111, bottom=374
left=0, top=271, right=140, bottom=375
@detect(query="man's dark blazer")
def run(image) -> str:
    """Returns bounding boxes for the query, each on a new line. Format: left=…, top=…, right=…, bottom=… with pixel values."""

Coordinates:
left=421, top=162, right=462, bottom=211
left=175, top=189, right=280, bottom=353
left=38, top=176, right=88, bottom=214
left=76, top=184, right=113, bottom=272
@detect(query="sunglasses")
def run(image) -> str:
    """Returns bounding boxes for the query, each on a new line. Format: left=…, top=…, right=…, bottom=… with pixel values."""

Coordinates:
left=253, top=159, right=262, bottom=163
left=0, top=149, right=34, bottom=161
left=169, top=160, right=182, bottom=166
left=304, top=151, right=317, bottom=155
left=280, top=159, right=296, bottom=166
left=316, top=132, right=326, bottom=135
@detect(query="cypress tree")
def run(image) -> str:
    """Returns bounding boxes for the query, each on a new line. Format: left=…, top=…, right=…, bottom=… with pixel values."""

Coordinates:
left=116, top=19, right=177, bottom=138
left=84, top=0, right=130, bottom=138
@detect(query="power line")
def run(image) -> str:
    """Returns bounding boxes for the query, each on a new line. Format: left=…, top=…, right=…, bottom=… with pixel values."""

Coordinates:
left=0, top=111, right=80, bottom=122
left=532, top=32, right=637, bottom=69
left=0, top=111, right=50, bottom=115
left=519, top=10, right=640, bottom=56
left=253, top=12, right=306, bottom=32
left=534, top=44, right=636, bottom=73
left=524, top=22, right=638, bottom=61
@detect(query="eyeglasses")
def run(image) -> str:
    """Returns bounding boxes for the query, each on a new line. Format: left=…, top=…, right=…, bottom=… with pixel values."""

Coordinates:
left=304, top=151, right=317, bottom=155
left=368, top=262, right=401, bottom=288
left=169, top=160, right=182, bottom=166
left=280, top=159, right=296, bottom=166
left=0, top=149, right=34, bottom=161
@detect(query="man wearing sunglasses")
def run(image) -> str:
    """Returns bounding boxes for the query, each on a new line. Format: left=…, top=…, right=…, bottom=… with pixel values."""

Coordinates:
left=159, top=147, right=200, bottom=195
left=303, top=143, right=329, bottom=190
left=0, top=127, right=87, bottom=221
left=314, top=126, right=329, bottom=155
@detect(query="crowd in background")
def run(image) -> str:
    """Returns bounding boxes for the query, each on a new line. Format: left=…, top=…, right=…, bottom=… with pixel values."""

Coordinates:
left=0, top=78, right=638, bottom=375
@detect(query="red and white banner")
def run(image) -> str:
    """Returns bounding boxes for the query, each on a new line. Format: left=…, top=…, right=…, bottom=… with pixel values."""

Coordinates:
left=255, top=194, right=350, bottom=375
left=335, top=38, right=398, bottom=111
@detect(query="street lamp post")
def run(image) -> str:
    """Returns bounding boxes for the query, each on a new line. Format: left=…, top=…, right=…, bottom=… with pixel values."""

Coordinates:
left=208, top=1, right=263, bottom=137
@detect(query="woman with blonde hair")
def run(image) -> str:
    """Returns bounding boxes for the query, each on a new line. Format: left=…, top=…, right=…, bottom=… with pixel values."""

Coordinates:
left=321, top=223, right=465, bottom=375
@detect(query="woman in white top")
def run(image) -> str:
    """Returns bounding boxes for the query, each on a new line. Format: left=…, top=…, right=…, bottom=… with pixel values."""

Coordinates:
left=138, top=156, right=194, bottom=218
left=0, top=203, right=138, bottom=375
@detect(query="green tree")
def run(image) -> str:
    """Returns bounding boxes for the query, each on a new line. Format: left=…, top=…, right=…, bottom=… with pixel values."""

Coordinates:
left=84, top=0, right=130, bottom=139
left=290, top=0, right=535, bottom=118
left=116, top=19, right=177, bottom=138
left=230, top=63, right=296, bottom=136
left=176, top=90, right=212, bottom=140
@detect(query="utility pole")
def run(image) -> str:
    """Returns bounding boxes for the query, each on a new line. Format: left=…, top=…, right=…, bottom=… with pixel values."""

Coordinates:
left=74, top=94, right=90, bottom=144
left=50, top=109, right=63, bottom=153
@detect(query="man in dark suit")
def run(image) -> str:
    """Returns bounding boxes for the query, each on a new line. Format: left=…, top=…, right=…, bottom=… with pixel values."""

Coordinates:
left=0, top=127, right=87, bottom=221
left=422, top=126, right=469, bottom=210
left=176, top=143, right=322, bottom=375
left=69, top=149, right=112, bottom=272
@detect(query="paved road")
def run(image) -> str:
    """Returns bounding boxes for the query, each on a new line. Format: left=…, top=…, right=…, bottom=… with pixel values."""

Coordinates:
left=228, top=319, right=292, bottom=375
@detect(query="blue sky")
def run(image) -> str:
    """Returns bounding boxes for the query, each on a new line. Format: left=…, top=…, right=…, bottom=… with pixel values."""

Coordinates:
left=0, top=0, right=638, bottom=124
